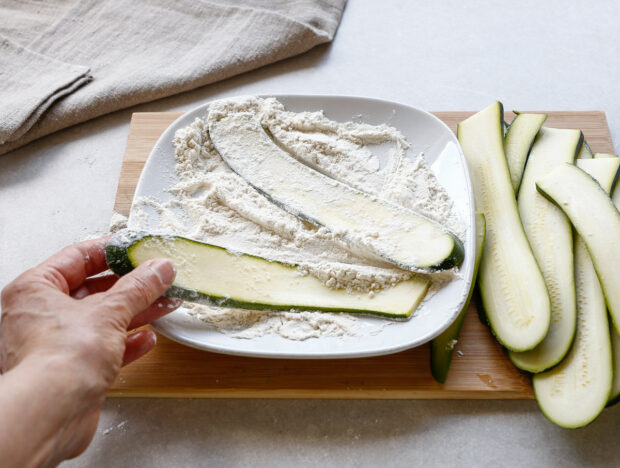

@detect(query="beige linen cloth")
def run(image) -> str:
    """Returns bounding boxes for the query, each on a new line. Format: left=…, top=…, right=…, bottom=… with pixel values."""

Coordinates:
left=0, top=0, right=346, bottom=155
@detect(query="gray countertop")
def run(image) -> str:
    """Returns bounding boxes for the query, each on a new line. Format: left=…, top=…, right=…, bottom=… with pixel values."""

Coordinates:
left=1, top=1, right=619, bottom=466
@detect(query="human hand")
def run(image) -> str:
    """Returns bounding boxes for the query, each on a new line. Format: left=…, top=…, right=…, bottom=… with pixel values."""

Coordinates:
left=0, top=237, right=181, bottom=466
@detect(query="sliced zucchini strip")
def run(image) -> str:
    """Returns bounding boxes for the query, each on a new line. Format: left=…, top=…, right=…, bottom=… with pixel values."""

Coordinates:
left=431, top=213, right=485, bottom=383
left=207, top=110, right=463, bottom=273
left=536, top=163, right=620, bottom=335
left=503, top=113, right=547, bottom=192
left=457, top=102, right=550, bottom=351
left=508, top=128, right=582, bottom=373
left=533, top=160, right=616, bottom=428
left=106, top=231, right=429, bottom=319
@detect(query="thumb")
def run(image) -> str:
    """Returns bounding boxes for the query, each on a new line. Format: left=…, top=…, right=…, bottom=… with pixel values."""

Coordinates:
left=104, top=259, right=176, bottom=324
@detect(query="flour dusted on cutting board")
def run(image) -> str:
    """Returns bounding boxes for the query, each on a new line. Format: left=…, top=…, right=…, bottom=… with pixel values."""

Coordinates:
left=129, top=96, right=464, bottom=341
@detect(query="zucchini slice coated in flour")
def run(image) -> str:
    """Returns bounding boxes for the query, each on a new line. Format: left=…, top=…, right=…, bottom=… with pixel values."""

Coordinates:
left=207, top=109, right=463, bottom=273
left=431, top=213, right=485, bottom=383
left=457, top=102, right=550, bottom=352
left=536, top=163, right=620, bottom=335
left=503, top=112, right=547, bottom=192
left=105, top=231, right=429, bottom=319
left=533, top=159, right=617, bottom=428
left=508, top=128, right=582, bottom=373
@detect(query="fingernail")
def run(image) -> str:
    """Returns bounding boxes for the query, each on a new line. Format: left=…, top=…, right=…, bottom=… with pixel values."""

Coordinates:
left=71, top=285, right=89, bottom=300
left=149, top=259, right=176, bottom=285
left=167, top=298, right=184, bottom=309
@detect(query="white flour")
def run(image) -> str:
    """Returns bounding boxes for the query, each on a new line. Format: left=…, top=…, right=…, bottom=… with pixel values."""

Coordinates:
left=109, top=211, right=128, bottom=233
left=129, top=96, right=463, bottom=341
left=183, top=303, right=363, bottom=340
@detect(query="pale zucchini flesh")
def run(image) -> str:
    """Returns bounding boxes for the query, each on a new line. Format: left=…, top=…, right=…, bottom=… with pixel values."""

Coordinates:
left=207, top=111, right=463, bottom=273
left=503, top=113, right=547, bottom=192
left=508, top=128, right=582, bottom=373
left=431, top=213, right=485, bottom=383
left=106, top=231, right=429, bottom=319
left=533, top=160, right=616, bottom=428
left=457, top=102, right=550, bottom=351
left=536, top=163, right=620, bottom=335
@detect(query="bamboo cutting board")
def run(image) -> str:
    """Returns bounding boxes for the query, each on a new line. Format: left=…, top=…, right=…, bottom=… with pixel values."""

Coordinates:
left=109, top=110, right=613, bottom=399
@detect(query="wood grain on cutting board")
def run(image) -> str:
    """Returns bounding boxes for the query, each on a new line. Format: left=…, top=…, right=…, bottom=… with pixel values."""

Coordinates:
left=109, top=110, right=613, bottom=399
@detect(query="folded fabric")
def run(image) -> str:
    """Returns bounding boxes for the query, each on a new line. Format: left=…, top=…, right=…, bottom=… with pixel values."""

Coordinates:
left=0, top=0, right=346, bottom=155
left=0, top=35, right=91, bottom=144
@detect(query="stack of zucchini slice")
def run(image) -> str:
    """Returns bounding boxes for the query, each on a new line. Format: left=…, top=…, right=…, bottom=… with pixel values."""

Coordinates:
left=435, top=101, right=620, bottom=428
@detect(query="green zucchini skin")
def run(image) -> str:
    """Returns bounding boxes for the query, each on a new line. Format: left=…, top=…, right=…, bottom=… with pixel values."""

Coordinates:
left=431, top=213, right=486, bottom=383
left=474, top=286, right=489, bottom=327
left=105, top=230, right=428, bottom=320
left=105, top=231, right=142, bottom=276
left=431, top=239, right=465, bottom=272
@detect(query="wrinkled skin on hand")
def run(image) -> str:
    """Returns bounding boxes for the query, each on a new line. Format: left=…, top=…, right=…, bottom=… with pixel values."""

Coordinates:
left=0, top=237, right=181, bottom=467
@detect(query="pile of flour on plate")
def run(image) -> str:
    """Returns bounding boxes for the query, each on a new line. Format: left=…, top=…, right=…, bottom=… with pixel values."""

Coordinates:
left=129, top=96, right=464, bottom=341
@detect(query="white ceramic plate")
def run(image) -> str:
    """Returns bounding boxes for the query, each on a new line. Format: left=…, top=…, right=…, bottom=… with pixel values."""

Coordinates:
left=132, top=95, right=475, bottom=359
